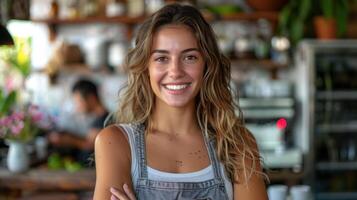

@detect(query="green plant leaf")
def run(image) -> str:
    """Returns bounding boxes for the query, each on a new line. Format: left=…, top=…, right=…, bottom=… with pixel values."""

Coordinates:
left=0, top=90, right=17, bottom=117
left=278, top=0, right=314, bottom=44
left=0, top=90, right=3, bottom=104
left=321, top=0, right=334, bottom=18
left=335, top=1, right=348, bottom=37
left=278, top=5, right=292, bottom=35
left=299, top=0, right=312, bottom=20
left=291, top=20, right=304, bottom=45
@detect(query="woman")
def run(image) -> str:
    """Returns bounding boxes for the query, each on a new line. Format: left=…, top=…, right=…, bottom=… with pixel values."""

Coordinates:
left=94, top=3, right=268, bottom=200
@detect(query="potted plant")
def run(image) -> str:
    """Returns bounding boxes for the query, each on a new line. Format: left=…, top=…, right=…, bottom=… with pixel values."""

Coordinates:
left=278, top=0, right=349, bottom=44
left=0, top=104, right=54, bottom=173
left=278, top=0, right=312, bottom=45
left=314, top=0, right=349, bottom=39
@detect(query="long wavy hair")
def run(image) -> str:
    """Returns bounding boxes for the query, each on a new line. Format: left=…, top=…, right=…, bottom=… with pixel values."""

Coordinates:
left=116, top=3, right=265, bottom=184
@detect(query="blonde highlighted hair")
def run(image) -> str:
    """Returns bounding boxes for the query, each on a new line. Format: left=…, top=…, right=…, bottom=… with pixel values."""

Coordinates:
left=116, top=3, right=265, bottom=184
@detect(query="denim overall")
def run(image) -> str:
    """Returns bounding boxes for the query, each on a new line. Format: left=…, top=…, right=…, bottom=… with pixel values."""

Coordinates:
left=129, top=123, right=230, bottom=200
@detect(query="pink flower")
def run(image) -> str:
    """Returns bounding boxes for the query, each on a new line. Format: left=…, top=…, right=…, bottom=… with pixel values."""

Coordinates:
left=0, top=118, right=6, bottom=126
left=10, top=121, right=24, bottom=135
left=0, top=116, right=12, bottom=127
left=28, top=105, right=43, bottom=122
left=5, top=77, right=15, bottom=93
left=0, top=104, right=55, bottom=141
left=11, top=111, right=24, bottom=121
left=31, top=112, right=43, bottom=122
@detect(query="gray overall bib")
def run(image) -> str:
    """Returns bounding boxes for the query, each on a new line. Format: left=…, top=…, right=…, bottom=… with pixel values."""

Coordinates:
left=126, top=123, right=230, bottom=200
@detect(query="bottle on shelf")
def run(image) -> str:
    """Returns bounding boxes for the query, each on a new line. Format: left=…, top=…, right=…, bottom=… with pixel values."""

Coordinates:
left=127, top=0, right=145, bottom=17
left=79, top=0, right=99, bottom=18
left=49, top=0, right=59, bottom=19
left=106, top=0, right=126, bottom=17
left=254, top=19, right=271, bottom=59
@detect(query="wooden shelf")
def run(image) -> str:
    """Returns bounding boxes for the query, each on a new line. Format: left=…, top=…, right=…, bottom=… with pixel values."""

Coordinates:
left=31, top=11, right=279, bottom=41
left=266, top=169, right=305, bottom=186
left=31, top=11, right=279, bottom=26
left=220, top=12, right=279, bottom=22
left=267, top=170, right=304, bottom=181
left=31, top=15, right=147, bottom=25
left=231, top=59, right=288, bottom=70
left=0, top=167, right=95, bottom=191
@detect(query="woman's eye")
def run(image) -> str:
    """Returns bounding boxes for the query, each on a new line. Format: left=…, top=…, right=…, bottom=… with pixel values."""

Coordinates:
left=184, top=55, right=198, bottom=61
left=154, top=57, right=168, bottom=62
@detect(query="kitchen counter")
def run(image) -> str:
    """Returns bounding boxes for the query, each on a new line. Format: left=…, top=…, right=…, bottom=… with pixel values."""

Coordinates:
left=0, top=167, right=95, bottom=191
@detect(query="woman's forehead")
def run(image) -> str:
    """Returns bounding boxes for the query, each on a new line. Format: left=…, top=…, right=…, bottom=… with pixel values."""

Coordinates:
left=151, top=25, right=199, bottom=51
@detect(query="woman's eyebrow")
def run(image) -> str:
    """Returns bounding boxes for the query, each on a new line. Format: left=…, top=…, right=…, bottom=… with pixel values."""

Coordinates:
left=151, top=49, right=169, bottom=54
left=151, top=48, right=200, bottom=54
left=181, top=48, right=200, bottom=54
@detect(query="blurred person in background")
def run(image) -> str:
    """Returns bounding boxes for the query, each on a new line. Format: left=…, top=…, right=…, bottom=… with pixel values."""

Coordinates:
left=48, top=79, right=109, bottom=165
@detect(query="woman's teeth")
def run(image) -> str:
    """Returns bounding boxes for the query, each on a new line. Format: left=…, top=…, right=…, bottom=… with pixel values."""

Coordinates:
left=164, top=84, right=190, bottom=90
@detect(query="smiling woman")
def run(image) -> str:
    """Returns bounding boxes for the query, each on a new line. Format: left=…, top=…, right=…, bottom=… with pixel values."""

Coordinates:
left=148, top=25, right=205, bottom=108
left=93, top=3, right=268, bottom=200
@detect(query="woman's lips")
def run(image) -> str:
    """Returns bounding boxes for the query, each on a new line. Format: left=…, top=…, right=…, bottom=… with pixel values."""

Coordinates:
left=162, top=83, right=191, bottom=94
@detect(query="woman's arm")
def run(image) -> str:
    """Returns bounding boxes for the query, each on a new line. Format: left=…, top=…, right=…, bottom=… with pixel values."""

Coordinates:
left=233, top=132, right=268, bottom=200
left=93, top=125, right=134, bottom=200
left=233, top=172, right=268, bottom=200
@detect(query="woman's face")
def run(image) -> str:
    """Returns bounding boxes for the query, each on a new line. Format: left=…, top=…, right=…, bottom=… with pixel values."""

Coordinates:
left=148, top=25, right=205, bottom=108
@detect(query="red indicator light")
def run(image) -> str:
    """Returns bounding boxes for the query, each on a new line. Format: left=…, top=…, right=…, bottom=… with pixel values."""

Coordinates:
left=276, top=118, right=287, bottom=130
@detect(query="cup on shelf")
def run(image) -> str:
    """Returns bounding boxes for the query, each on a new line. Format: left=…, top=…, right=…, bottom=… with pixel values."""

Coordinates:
left=35, top=136, right=48, bottom=160
left=106, top=1, right=125, bottom=17
left=268, top=185, right=288, bottom=200
left=290, top=185, right=312, bottom=200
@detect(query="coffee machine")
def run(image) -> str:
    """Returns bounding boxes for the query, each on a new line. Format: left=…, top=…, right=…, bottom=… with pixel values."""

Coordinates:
left=237, top=80, right=303, bottom=169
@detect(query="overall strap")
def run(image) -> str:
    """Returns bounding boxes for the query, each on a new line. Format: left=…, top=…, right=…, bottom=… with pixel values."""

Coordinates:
left=133, top=123, right=148, bottom=179
left=204, top=130, right=225, bottom=181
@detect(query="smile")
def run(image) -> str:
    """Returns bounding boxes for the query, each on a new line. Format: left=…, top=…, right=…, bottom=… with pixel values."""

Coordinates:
left=163, top=83, right=191, bottom=91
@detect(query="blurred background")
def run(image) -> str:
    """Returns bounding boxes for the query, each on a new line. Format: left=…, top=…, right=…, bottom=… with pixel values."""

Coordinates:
left=1, top=0, right=357, bottom=199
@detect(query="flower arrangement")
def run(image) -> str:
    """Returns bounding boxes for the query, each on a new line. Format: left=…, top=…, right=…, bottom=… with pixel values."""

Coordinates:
left=0, top=35, right=32, bottom=117
left=0, top=34, right=49, bottom=142
left=0, top=104, right=54, bottom=142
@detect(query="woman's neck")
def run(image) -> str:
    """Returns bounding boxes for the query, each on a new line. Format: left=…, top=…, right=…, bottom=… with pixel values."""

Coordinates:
left=149, top=100, right=200, bottom=136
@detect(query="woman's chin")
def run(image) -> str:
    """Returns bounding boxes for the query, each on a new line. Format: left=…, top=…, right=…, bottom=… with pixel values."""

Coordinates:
left=162, top=97, right=193, bottom=108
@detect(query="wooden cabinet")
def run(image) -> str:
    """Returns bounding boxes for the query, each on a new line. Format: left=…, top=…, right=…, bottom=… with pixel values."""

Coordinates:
left=0, top=167, right=95, bottom=199
left=31, top=11, right=284, bottom=75
left=31, top=11, right=279, bottom=40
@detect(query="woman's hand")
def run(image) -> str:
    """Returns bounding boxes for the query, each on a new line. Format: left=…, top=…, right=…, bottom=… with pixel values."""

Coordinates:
left=110, top=184, right=137, bottom=200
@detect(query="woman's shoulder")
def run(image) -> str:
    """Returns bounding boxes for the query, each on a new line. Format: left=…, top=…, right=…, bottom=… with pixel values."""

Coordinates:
left=96, top=124, right=124, bottom=141
left=94, top=125, right=134, bottom=200
left=95, top=124, right=131, bottom=155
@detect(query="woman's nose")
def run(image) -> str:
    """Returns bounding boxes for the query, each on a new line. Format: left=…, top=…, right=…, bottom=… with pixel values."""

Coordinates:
left=168, top=59, right=184, bottom=79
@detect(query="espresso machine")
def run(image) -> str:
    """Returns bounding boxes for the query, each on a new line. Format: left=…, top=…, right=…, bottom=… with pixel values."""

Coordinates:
left=237, top=79, right=303, bottom=169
